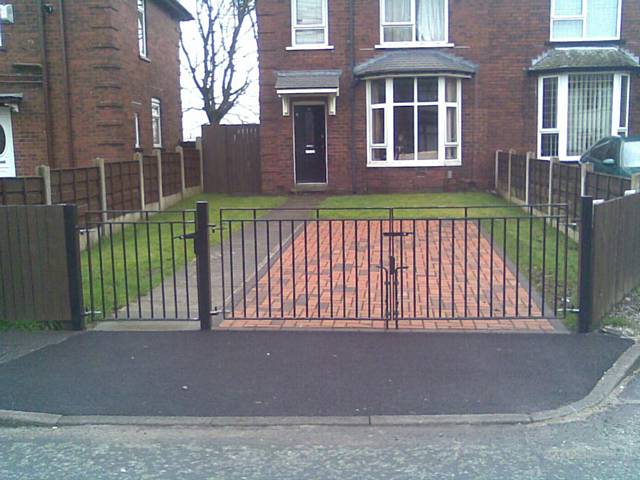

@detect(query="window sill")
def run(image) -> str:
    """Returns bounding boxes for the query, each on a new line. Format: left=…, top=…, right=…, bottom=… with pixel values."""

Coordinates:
left=375, top=42, right=454, bottom=49
left=547, top=38, right=621, bottom=45
left=367, top=160, right=461, bottom=168
left=286, top=45, right=335, bottom=51
left=139, top=55, right=151, bottom=63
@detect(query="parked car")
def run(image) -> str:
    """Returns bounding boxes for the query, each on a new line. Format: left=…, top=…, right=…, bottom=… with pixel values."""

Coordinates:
left=580, top=136, right=640, bottom=178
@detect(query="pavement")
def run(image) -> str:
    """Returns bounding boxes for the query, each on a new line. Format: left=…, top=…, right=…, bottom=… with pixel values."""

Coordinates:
left=0, top=330, right=636, bottom=423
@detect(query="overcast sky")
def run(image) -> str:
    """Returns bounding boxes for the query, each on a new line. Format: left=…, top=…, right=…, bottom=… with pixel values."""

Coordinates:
left=179, top=0, right=260, bottom=140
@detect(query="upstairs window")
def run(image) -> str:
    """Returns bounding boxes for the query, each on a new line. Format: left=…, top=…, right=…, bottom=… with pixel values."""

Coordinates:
left=151, top=98, right=162, bottom=148
left=137, top=0, right=147, bottom=57
left=291, top=0, right=328, bottom=48
left=551, top=0, right=621, bottom=42
left=538, top=73, right=630, bottom=159
left=380, top=0, right=448, bottom=46
left=134, top=112, right=141, bottom=150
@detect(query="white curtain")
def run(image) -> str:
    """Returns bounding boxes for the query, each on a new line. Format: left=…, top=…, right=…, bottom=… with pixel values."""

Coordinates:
left=385, top=0, right=411, bottom=22
left=417, top=0, right=444, bottom=42
left=567, top=74, right=613, bottom=156
left=296, top=0, right=323, bottom=25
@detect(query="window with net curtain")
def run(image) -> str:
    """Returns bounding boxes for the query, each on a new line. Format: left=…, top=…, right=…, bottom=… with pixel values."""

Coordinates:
left=551, top=0, right=619, bottom=41
left=539, top=73, right=630, bottom=159
left=293, top=0, right=326, bottom=45
left=382, top=0, right=446, bottom=43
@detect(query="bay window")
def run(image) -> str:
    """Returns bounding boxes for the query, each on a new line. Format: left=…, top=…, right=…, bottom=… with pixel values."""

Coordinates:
left=291, top=0, right=329, bottom=48
left=380, top=0, right=448, bottom=46
left=367, top=76, right=462, bottom=166
left=550, top=0, right=621, bottom=42
left=537, top=73, right=630, bottom=159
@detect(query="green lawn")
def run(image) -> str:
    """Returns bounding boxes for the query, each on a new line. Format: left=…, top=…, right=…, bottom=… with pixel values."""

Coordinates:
left=319, top=192, right=579, bottom=329
left=81, top=193, right=286, bottom=322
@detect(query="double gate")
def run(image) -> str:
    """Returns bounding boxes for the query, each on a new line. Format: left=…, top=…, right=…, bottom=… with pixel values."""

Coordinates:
left=79, top=203, right=571, bottom=329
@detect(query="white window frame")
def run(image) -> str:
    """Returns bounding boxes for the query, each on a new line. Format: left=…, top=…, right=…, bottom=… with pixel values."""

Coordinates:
left=288, top=0, right=331, bottom=50
left=537, top=72, right=630, bottom=160
left=134, top=112, right=141, bottom=149
left=550, top=0, right=622, bottom=42
left=366, top=75, right=462, bottom=167
left=151, top=98, right=162, bottom=148
left=137, top=0, right=148, bottom=58
left=377, top=0, right=452, bottom=48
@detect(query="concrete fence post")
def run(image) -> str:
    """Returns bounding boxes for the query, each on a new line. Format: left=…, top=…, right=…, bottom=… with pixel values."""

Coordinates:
left=134, top=152, right=145, bottom=211
left=494, top=150, right=502, bottom=192
left=631, top=173, right=640, bottom=192
left=548, top=156, right=559, bottom=213
left=176, top=145, right=186, bottom=198
left=196, top=136, right=204, bottom=192
left=581, top=162, right=594, bottom=197
left=36, top=165, right=52, bottom=205
left=507, top=149, right=515, bottom=200
left=525, top=152, right=533, bottom=205
left=156, top=149, right=164, bottom=210
left=93, top=157, right=108, bottom=223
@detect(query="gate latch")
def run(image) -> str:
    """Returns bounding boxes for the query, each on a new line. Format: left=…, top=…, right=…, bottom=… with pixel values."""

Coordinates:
left=175, top=232, right=196, bottom=241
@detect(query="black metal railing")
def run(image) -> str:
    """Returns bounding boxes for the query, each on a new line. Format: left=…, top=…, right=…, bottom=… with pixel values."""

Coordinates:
left=219, top=205, right=572, bottom=327
left=79, top=208, right=201, bottom=322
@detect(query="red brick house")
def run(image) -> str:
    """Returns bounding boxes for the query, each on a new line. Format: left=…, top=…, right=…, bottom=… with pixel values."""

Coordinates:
left=0, top=0, right=192, bottom=178
left=257, top=0, right=640, bottom=193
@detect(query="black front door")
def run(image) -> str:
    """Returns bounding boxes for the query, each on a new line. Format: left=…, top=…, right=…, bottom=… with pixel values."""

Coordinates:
left=294, top=104, right=327, bottom=184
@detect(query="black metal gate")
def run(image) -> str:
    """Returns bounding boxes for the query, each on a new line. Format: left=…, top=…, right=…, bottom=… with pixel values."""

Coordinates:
left=218, top=205, right=571, bottom=328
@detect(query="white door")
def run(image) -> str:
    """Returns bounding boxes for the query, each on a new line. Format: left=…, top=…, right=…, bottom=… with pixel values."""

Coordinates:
left=0, top=108, right=16, bottom=177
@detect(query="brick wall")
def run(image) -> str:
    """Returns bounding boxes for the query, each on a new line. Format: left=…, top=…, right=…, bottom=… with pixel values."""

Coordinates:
left=257, top=0, right=640, bottom=194
left=0, top=0, right=185, bottom=176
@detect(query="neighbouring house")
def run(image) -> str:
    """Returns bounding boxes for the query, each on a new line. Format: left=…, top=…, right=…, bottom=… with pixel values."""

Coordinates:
left=257, top=0, right=640, bottom=193
left=0, top=0, right=192, bottom=178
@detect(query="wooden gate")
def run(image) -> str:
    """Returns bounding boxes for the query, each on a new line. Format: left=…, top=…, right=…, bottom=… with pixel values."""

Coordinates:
left=202, top=124, right=260, bottom=194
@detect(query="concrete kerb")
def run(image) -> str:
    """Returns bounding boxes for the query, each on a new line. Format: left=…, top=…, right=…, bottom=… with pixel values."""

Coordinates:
left=1, top=341, right=637, bottom=429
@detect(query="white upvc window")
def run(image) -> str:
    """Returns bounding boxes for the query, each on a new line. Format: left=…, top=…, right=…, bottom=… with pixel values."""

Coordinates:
left=366, top=76, right=462, bottom=167
left=290, top=0, right=329, bottom=49
left=379, top=0, right=449, bottom=47
left=550, top=0, right=621, bottom=42
left=134, top=112, right=141, bottom=149
left=151, top=98, right=162, bottom=148
left=137, top=0, right=148, bottom=57
left=537, top=72, right=630, bottom=160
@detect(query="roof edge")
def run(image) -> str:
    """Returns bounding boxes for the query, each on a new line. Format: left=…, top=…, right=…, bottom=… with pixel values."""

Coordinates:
left=153, top=0, right=194, bottom=22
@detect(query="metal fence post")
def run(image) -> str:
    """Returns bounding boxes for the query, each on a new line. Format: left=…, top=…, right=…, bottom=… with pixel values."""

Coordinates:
left=135, top=152, right=146, bottom=211
left=581, top=162, right=593, bottom=196
left=525, top=152, right=533, bottom=204
left=176, top=145, right=186, bottom=198
left=93, top=157, right=108, bottom=222
left=195, top=201, right=212, bottom=330
left=63, top=204, right=85, bottom=331
left=494, top=150, right=502, bottom=192
left=196, top=136, right=204, bottom=192
left=578, top=196, right=594, bottom=333
left=36, top=165, right=52, bottom=205
left=156, top=149, right=164, bottom=210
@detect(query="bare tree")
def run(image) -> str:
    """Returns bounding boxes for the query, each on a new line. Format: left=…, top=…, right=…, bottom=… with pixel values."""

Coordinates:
left=181, top=0, right=257, bottom=125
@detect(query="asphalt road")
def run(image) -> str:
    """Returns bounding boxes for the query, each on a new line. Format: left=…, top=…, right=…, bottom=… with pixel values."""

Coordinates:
left=0, top=330, right=631, bottom=416
left=0, top=372, right=638, bottom=480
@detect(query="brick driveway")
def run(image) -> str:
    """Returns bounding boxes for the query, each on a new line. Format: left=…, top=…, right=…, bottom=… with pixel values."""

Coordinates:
left=219, top=220, right=559, bottom=332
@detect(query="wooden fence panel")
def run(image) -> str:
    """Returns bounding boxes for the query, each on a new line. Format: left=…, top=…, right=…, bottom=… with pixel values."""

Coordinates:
left=585, top=171, right=631, bottom=201
left=510, top=154, right=527, bottom=202
left=529, top=158, right=550, bottom=206
left=51, top=167, right=101, bottom=222
left=105, top=160, right=142, bottom=215
left=0, top=206, right=73, bottom=327
left=142, top=155, right=159, bottom=204
left=202, top=124, right=260, bottom=194
left=184, top=146, right=201, bottom=188
left=551, top=162, right=581, bottom=221
left=162, top=152, right=182, bottom=197
left=0, top=177, right=46, bottom=205
left=591, top=193, right=640, bottom=325
left=496, top=151, right=509, bottom=194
